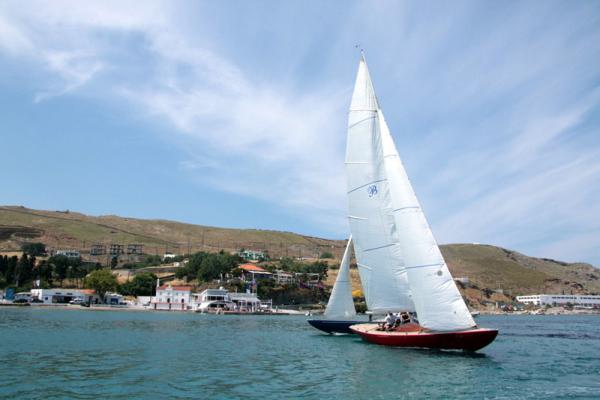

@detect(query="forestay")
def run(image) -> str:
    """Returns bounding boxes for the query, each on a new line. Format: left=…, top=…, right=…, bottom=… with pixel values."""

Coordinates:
left=345, top=56, right=414, bottom=313
left=324, top=236, right=357, bottom=319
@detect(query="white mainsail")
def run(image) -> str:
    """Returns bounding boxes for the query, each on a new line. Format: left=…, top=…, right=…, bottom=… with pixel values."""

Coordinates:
left=346, top=55, right=475, bottom=331
left=324, top=236, right=356, bottom=319
left=345, top=55, right=414, bottom=313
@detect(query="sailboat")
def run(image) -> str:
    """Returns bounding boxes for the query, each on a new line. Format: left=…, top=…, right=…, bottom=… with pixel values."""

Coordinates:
left=346, top=54, right=498, bottom=351
left=308, top=236, right=362, bottom=334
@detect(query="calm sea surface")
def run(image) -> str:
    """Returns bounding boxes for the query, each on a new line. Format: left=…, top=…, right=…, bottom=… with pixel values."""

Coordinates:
left=1, top=308, right=599, bottom=399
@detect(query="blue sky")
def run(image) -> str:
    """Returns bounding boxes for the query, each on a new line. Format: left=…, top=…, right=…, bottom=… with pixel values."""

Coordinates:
left=0, top=1, right=599, bottom=265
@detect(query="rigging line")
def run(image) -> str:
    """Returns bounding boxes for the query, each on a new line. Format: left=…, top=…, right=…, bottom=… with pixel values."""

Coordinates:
left=348, top=115, right=376, bottom=129
left=347, top=178, right=386, bottom=194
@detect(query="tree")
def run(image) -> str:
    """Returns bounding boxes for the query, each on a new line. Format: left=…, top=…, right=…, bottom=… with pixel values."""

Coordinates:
left=319, top=251, right=333, bottom=259
left=110, top=256, right=118, bottom=269
left=84, top=269, right=118, bottom=302
left=119, top=272, right=157, bottom=296
left=21, top=242, right=46, bottom=256
left=15, top=254, right=34, bottom=287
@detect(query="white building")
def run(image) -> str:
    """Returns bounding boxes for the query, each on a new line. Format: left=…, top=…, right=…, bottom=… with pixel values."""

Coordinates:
left=273, top=270, right=295, bottom=285
left=194, top=288, right=235, bottom=312
left=163, top=252, right=177, bottom=261
left=516, top=294, right=600, bottom=308
left=104, top=292, right=125, bottom=306
left=151, top=284, right=192, bottom=311
left=194, top=287, right=270, bottom=313
left=31, top=288, right=101, bottom=304
left=55, top=250, right=81, bottom=258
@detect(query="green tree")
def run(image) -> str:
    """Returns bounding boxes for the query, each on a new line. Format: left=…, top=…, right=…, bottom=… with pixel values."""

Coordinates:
left=5, top=256, right=18, bottom=285
left=119, top=272, right=157, bottom=296
left=84, top=269, right=118, bottom=302
left=319, top=251, right=333, bottom=259
left=110, top=256, right=118, bottom=269
left=15, top=254, right=34, bottom=287
left=21, top=242, right=46, bottom=256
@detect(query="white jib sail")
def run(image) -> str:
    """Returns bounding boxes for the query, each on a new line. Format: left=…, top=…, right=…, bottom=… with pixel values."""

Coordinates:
left=376, top=87, right=475, bottom=332
left=345, top=55, right=414, bottom=313
left=324, top=236, right=357, bottom=319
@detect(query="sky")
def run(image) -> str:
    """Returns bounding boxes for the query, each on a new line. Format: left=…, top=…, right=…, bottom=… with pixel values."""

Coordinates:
left=0, top=1, right=599, bottom=265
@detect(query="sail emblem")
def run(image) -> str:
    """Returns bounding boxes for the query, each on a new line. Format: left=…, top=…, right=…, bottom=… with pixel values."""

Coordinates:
left=367, top=185, right=378, bottom=197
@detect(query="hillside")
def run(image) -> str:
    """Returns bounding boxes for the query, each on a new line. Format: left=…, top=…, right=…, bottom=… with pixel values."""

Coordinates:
left=0, top=206, right=345, bottom=259
left=2, top=205, right=598, bottom=299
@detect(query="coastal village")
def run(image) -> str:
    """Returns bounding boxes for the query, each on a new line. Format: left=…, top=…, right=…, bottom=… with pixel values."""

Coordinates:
left=0, top=240, right=332, bottom=314
left=1, top=238, right=599, bottom=315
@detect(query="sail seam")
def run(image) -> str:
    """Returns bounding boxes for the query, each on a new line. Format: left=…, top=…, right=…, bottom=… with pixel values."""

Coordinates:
left=348, top=215, right=367, bottom=220
left=393, top=206, right=420, bottom=212
left=405, top=263, right=444, bottom=270
left=348, top=178, right=386, bottom=194
left=348, top=115, right=376, bottom=129
left=363, top=243, right=395, bottom=252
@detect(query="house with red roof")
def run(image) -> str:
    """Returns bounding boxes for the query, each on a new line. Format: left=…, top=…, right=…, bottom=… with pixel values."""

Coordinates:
left=238, top=263, right=272, bottom=282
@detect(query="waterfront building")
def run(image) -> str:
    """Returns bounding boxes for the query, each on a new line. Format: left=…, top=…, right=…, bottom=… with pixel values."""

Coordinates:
left=31, top=288, right=101, bottom=304
left=194, top=287, right=272, bottom=313
left=152, top=284, right=192, bottom=310
left=516, top=294, right=600, bottom=308
left=14, top=292, right=32, bottom=302
left=195, top=288, right=235, bottom=312
left=104, top=292, right=125, bottom=305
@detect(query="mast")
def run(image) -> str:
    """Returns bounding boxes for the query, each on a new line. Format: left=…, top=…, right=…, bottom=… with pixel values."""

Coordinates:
left=324, top=236, right=356, bottom=319
left=345, top=55, right=414, bottom=313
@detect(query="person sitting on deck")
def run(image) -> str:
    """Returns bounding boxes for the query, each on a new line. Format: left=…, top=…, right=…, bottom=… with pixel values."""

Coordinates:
left=400, top=312, right=410, bottom=324
left=379, top=312, right=396, bottom=331
left=384, top=312, right=395, bottom=330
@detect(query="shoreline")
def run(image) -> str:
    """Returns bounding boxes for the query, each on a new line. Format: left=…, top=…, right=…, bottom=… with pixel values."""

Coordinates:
left=2, top=303, right=599, bottom=317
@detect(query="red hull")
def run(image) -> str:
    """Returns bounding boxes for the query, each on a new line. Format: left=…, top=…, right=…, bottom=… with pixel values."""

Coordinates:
left=350, top=323, right=498, bottom=351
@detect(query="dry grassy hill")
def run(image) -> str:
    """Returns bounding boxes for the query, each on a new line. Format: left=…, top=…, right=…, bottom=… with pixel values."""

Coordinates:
left=0, top=206, right=345, bottom=259
left=2, top=205, right=598, bottom=300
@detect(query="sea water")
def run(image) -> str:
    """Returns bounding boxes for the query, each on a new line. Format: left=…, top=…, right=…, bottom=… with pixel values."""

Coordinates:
left=0, top=308, right=599, bottom=399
